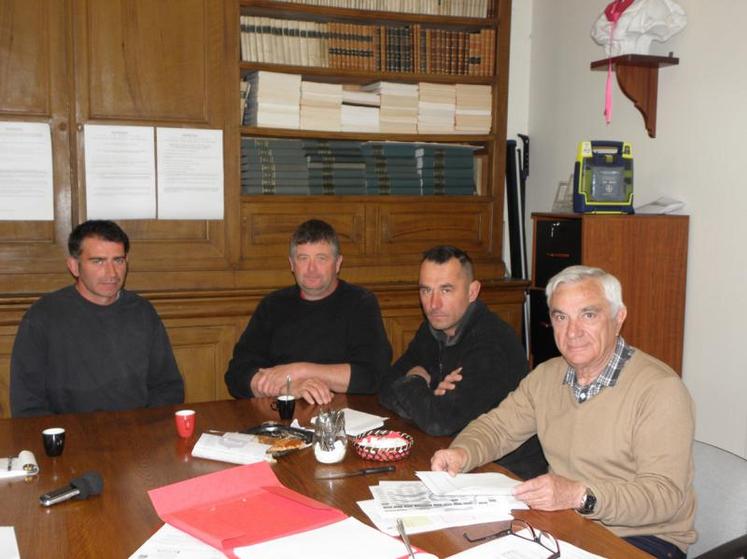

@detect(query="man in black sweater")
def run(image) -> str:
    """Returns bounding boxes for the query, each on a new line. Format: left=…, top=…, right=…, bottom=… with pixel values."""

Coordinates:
left=224, top=220, right=392, bottom=405
left=10, top=221, right=184, bottom=417
left=379, top=246, right=547, bottom=479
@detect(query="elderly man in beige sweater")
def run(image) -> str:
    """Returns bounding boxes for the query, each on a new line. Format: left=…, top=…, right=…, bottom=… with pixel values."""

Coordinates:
left=431, top=265, right=695, bottom=559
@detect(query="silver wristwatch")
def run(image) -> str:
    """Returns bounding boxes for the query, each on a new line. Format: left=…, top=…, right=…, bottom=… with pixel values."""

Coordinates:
left=577, top=488, right=597, bottom=515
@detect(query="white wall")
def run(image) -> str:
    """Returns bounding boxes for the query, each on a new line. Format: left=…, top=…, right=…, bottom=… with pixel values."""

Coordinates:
left=509, top=0, right=747, bottom=458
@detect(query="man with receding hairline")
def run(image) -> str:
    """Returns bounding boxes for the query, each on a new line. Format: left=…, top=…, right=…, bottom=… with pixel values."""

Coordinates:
left=380, top=245, right=547, bottom=480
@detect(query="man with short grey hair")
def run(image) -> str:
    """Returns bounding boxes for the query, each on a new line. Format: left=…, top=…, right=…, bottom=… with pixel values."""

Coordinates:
left=431, top=265, right=695, bottom=559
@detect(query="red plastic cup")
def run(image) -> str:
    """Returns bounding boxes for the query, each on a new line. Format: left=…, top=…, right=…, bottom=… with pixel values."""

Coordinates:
left=174, top=410, right=196, bottom=438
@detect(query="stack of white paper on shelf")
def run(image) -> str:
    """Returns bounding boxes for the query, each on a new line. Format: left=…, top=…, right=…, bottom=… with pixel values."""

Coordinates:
left=417, top=82, right=456, bottom=133
left=362, top=81, right=419, bottom=133
left=191, top=432, right=271, bottom=465
left=455, top=84, right=492, bottom=134
left=341, top=104, right=379, bottom=132
left=245, top=71, right=301, bottom=129
left=300, top=81, right=342, bottom=132
left=341, top=85, right=381, bottom=107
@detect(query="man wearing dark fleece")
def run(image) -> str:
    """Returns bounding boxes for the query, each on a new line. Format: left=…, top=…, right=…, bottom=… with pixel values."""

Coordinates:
left=379, top=246, right=547, bottom=479
left=10, top=220, right=184, bottom=417
left=224, top=219, right=392, bottom=405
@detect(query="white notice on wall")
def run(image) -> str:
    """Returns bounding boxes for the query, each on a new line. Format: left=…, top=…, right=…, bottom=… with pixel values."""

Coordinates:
left=156, top=127, right=224, bottom=220
left=0, top=121, right=54, bottom=221
left=84, top=124, right=157, bottom=220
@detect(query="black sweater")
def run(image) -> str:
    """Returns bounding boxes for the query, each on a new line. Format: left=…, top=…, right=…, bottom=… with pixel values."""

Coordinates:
left=379, top=300, right=547, bottom=479
left=224, top=280, right=392, bottom=398
left=10, top=286, right=184, bottom=417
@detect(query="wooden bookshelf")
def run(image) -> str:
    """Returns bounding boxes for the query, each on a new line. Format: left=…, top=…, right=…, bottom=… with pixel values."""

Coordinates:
left=235, top=0, right=511, bottom=265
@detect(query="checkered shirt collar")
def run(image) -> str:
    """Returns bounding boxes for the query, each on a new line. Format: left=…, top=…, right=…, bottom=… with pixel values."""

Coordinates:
left=562, top=337, right=634, bottom=403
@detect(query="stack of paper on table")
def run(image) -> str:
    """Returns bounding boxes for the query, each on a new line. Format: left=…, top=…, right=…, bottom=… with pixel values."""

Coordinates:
left=416, top=471, right=520, bottom=496
left=341, top=408, right=387, bottom=435
left=191, top=432, right=271, bottom=465
left=131, top=518, right=438, bottom=559
left=311, top=407, right=386, bottom=436
left=358, top=472, right=528, bottom=537
left=147, top=462, right=347, bottom=556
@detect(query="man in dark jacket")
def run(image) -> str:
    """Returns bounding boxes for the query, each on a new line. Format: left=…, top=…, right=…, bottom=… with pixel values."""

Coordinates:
left=379, top=245, right=546, bottom=479
left=225, top=219, right=392, bottom=405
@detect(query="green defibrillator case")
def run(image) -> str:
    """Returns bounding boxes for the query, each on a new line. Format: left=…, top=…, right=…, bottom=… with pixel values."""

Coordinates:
left=573, top=141, right=634, bottom=214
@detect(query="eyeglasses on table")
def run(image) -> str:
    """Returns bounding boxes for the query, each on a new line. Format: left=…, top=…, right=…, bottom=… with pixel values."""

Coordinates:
left=463, top=518, right=561, bottom=558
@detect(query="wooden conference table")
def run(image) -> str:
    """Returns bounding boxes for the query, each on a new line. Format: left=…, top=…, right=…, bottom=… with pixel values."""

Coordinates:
left=0, top=395, right=650, bottom=558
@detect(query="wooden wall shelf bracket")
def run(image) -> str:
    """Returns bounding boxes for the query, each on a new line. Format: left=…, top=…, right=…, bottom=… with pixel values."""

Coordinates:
left=590, top=54, right=679, bottom=138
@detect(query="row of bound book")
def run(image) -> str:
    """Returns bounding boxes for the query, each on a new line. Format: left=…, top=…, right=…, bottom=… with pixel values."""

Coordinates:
left=241, top=138, right=483, bottom=196
left=265, top=0, right=493, bottom=18
left=240, top=16, right=496, bottom=76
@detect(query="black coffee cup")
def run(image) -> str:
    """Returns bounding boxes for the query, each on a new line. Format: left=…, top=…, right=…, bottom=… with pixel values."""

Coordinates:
left=42, top=427, right=66, bottom=457
left=271, top=395, right=296, bottom=420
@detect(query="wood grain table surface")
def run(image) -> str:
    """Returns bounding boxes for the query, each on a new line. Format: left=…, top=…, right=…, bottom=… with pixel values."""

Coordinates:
left=0, top=394, right=651, bottom=558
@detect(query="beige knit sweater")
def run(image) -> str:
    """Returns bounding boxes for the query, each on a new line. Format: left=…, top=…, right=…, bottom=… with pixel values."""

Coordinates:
left=451, top=349, right=696, bottom=551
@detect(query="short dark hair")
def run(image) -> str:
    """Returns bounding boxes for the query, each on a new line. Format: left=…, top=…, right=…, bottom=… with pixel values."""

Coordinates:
left=289, top=219, right=340, bottom=257
left=421, top=245, right=474, bottom=281
left=68, top=220, right=130, bottom=258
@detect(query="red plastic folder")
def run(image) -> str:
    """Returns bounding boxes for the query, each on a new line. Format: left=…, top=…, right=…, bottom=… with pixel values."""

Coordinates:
left=148, top=462, right=347, bottom=557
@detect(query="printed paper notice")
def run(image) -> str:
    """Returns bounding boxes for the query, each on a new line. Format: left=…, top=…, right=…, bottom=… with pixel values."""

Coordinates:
left=84, top=124, right=156, bottom=219
left=0, top=121, right=54, bottom=221
left=156, top=127, right=224, bottom=220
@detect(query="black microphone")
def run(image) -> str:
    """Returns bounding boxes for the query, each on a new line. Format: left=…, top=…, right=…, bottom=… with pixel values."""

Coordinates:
left=39, top=471, right=103, bottom=507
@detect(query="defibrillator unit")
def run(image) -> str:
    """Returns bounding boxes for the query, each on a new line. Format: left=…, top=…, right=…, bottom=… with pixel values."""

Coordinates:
left=573, top=140, right=634, bottom=214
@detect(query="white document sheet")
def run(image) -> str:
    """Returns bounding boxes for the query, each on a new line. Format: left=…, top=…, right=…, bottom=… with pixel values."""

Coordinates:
left=310, top=408, right=387, bottom=436
left=417, top=471, right=521, bottom=496
left=84, top=124, right=157, bottom=219
left=357, top=498, right=513, bottom=536
left=128, top=523, right=228, bottom=559
left=234, top=517, right=437, bottom=559
left=0, top=527, right=20, bottom=559
left=156, top=127, right=223, bottom=219
left=0, top=121, right=54, bottom=221
left=446, top=530, right=606, bottom=559
left=370, top=480, right=526, bottom=518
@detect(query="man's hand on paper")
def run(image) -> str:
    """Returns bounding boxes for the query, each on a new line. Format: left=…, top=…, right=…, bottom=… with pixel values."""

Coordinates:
left=430, top=447, right=468, bottom=476
left=433, top=366, right=463, bottom=396
left=512, top=473, right=586, bottom=511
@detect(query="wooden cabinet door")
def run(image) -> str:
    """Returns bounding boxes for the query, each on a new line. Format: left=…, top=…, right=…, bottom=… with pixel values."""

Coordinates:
left=70, top=0, right=235, bottom=278
left=0, top=0, right=73, bottom=285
